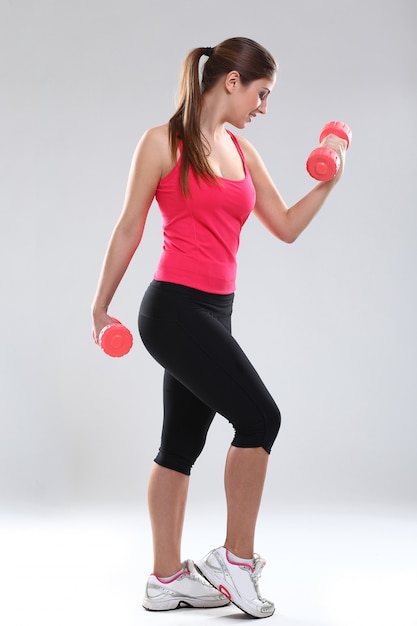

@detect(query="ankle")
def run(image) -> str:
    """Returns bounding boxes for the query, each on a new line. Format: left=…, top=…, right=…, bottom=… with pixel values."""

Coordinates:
left=154, top=565, right=186, bottom=582
left=223, top=543, right=254, bottom=560
left=153, top=561, right=183, bottom=579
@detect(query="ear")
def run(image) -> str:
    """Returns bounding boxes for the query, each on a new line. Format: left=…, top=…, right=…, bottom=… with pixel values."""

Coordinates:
left=224, top=71, right=240, bottom=94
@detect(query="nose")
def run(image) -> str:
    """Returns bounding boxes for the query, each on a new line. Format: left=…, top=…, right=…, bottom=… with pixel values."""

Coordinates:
left=257, top=99, right=267, bottom=115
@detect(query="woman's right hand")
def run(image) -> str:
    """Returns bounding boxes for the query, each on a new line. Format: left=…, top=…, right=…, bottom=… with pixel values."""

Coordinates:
left=91, top=310, right=117, bottom=346
left=320, top=133, right=348, bottom=184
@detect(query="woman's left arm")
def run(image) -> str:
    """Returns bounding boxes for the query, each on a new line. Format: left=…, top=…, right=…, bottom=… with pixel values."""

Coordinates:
left=240, top=134, right=347, bottom=244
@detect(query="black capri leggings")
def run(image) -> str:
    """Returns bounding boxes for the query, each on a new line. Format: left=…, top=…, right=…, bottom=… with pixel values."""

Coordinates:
left=138, top=280, right=281, bottom=475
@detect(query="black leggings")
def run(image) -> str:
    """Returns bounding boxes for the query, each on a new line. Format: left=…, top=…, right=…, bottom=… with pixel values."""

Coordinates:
left=138, top=280, right=281, bottom=475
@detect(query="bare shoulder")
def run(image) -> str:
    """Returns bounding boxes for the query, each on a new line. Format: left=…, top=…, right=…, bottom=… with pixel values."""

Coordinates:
left=142, top=123, right=169, bottom=145
left=233, top=133, right=266, bottom=174
left=137, top=123, right=170, bottom=158
left=136, top=123, right=175, bottom=177
left=131, top=123, right=173, bottom=178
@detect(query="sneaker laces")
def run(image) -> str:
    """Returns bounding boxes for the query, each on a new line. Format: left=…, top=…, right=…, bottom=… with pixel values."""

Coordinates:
left=250, top=554, right=269, bottom=602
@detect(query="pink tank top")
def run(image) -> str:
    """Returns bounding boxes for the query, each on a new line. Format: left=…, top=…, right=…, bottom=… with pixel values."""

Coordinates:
left=154, top=131, right=256, bottom=294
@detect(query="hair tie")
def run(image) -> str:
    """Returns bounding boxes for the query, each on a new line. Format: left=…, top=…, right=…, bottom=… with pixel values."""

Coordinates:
left=203, top=46, right=213, bottom=57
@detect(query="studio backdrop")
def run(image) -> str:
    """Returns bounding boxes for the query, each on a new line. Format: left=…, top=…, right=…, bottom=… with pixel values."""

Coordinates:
left=0, top=0, right=416, bottom=510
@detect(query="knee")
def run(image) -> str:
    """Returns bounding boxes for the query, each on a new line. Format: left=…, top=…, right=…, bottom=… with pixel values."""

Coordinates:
left=231, top=400, right=281, bottom=452
left=264, top=403, right=281, bottom=453
left=154, top=434, right=209, bottom=476
left=154, top=449, right=193, bottom=476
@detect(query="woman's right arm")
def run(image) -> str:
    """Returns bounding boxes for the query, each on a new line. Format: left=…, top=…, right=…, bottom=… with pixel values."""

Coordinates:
left=91, top=126, right=167, bottom=341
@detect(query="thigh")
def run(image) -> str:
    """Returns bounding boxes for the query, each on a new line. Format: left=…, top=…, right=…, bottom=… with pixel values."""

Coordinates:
left=140, top=296, right=279, bottom=449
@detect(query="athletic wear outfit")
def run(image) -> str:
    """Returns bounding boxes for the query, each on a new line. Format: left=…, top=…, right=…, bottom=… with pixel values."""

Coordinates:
left=139, top=131, right=281, bottom=474
left=139, top=131, right=278, bottom=616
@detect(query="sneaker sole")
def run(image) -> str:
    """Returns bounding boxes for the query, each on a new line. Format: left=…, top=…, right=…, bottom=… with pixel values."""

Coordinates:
left=143, top=597, right=230, bottom=611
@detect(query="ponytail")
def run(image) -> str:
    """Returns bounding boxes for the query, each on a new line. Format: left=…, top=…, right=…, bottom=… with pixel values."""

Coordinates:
left=169, top=47, right=217, bottom=194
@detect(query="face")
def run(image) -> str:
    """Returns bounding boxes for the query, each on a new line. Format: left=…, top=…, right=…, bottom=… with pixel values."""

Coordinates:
left=229, top=74, right=276, bottom=128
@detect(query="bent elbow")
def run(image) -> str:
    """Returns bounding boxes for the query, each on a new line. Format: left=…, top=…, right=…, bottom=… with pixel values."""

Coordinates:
left=284, top=234, right=297, bottom=244
left=278, top=230, right=298, bottom=244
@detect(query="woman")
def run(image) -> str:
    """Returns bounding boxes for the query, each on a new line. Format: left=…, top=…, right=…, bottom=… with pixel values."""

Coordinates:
left=91, top=37, right=347, bottom=619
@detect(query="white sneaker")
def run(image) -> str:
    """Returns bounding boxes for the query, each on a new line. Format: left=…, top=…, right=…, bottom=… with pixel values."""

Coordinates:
left=142, top=558, right=230, bottom=611
left=196, top=547, right=275, bottom=618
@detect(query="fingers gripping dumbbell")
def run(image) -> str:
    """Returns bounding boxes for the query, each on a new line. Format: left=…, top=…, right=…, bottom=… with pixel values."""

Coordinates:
left=97, top=318, right=133, bottom=357
left=306, top=121, right=352, bottom=181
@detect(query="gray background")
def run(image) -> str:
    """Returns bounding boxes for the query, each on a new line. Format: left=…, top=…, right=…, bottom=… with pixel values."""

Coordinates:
left=1, top=0, right=416, bottom=511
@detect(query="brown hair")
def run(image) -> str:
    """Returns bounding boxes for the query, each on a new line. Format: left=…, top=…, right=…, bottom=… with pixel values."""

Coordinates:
left=169, top=37, right=277, bottom=194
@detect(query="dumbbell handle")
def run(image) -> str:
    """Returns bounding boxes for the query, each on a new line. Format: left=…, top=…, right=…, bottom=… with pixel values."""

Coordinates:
left=306, top=121, right=351, bottom=181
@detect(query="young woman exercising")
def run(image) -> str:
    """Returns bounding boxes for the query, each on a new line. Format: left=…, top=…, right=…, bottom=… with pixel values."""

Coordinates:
left=91, top=37, right=347, bottom=618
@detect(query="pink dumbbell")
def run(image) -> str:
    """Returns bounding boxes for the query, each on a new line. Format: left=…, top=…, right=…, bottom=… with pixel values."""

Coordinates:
left=97, top=317, right=133, bottom=357
left=306, top=121, right=352, bottom=181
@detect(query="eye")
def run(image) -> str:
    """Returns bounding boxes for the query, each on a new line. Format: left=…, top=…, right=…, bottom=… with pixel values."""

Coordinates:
left=259, top=91, right=269, bottom=101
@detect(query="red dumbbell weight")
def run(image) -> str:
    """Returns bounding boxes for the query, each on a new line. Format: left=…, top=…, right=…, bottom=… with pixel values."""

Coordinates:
left=306, top=121, right=352, bottom=181
left=98, top=317, right=133, bottom=357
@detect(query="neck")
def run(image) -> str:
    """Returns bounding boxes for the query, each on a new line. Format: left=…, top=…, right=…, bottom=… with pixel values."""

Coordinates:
left=200, top=92, right=229, bottom=141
